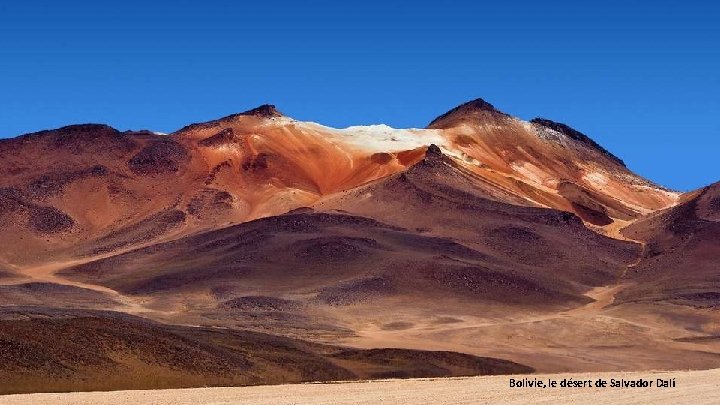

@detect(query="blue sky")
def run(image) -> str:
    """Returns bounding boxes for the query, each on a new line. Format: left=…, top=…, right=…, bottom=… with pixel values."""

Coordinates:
left=1, top=1, right=718, bottom=190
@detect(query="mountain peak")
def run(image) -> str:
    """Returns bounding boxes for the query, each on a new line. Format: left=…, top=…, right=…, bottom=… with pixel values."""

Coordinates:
left=425, top=143, right=443, bottom=160
left=240, top=104, right=283, bottom=118
left=410, top=143, right=447, bottom=172
left=7, top=124, right=121, bottom=145
left=427, top=98, right=508, bottom=129
left=173, top=104, right=285, bottom=134
left=530, top=118, right=625, bottom=167
left=456, top=98, right=499, bottom=112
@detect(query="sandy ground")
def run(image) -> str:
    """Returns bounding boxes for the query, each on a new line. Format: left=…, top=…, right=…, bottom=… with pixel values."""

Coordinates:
left=2, top=368, right=718, bottom=405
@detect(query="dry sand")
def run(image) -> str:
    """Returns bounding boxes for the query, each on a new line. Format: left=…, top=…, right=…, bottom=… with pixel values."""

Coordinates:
left=2, top=368, right=718, bottom=405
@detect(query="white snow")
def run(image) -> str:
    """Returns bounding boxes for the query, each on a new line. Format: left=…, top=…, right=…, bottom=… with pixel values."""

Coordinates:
left=583, top=171, right=609, bottom=186
left=525, top=121, right=567, bottom=144
left=259, top=116, right=296, bottom=126
left=302, top=122, right=449, bottom=153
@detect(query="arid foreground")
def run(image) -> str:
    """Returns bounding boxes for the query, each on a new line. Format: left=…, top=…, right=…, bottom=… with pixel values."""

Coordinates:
left=2, top=368, right=718, bottom=405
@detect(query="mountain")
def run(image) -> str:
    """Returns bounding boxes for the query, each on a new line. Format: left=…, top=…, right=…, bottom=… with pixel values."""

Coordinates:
left=0, top=98, right=717, bottom=393
left=0, top=99, right=677, bottom=266
left=619, top=181, right=720, bottom=307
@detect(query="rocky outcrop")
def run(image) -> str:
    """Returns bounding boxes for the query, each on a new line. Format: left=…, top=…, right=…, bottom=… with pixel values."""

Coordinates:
left=530, top=118, right=625, bottom=167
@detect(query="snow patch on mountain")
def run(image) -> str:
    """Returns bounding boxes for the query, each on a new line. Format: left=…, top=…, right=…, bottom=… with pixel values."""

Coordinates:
left=304, top=123, right=448, bottom=153
left=583, top=171, right=609, bottom=186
